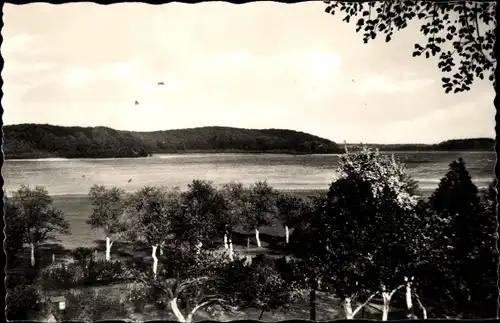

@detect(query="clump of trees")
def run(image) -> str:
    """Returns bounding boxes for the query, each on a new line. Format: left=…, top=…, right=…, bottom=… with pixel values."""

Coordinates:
left=4, top=146, right=497, bottom=321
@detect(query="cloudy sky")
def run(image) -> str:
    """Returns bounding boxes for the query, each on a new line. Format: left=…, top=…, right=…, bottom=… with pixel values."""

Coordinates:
left=2, top=2, right=495, bottom=144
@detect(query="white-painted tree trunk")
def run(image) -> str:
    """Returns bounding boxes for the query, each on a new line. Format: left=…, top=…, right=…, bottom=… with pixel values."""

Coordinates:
left=152, top=244, right=159, bottom=278
left=285, top=225, right=289, bottom=244
left=105, top=237, right=113, bottom=261
left=224, top=234, right=228, bottom=249
left=344, top=297, right=354, bottom=319
left=229, top=239, right=234, bottom=261
left=382, top=292, right=391, bottom=321
left=406, top=280, right=413, bottom=313
left=170, top=298, right=187, bottom=322
left=30, top=243, right=35, bottom=267
left=255, top=228, right=261, bottom=247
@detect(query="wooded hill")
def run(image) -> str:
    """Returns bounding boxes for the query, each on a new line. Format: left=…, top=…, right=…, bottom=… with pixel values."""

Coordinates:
left=346, top=138, right=495, bottom=152
left=2, top=124, right=344, bottom=159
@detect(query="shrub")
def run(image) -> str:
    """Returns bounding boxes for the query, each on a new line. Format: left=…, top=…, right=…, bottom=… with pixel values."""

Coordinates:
left=72, top=247, right=94, bottom=263
left=83, top=259, right=125, bottom=285
left=40, top=263, right=79, bottom=290
left=6, top=284, right=41, bottom=321
left=5, top=267, right=40, bottom=289
left=127, top=283, right=151, bottom=313
left=60, top=289, right=128, bottom=321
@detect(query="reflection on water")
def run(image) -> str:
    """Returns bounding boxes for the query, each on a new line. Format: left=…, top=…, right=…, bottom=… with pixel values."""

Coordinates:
left=3, top=151, right=495, bottom=196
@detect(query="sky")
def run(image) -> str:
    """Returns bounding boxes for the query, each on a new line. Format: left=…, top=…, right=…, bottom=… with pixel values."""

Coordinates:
left=1, top=2, right=496, bottom=144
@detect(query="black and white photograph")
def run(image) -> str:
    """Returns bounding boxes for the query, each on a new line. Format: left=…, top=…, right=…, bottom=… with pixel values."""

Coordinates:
left=1, top=1, right=497, bottom=322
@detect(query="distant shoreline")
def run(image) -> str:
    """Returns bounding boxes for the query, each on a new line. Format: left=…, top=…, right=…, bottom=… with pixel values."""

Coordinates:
left=3, top=149, right=495, bottom=161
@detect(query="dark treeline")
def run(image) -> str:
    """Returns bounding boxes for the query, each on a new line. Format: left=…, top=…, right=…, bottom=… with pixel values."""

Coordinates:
left=346, top=137, right=495, bottom=151
left=4, top=147, right=497, bottom=322
left=3, top=123, right=343, bottom=159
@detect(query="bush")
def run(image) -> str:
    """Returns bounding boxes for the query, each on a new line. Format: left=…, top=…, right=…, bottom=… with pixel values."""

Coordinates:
left=83, top=259, right=125, bottom=285
left=127, top=283, right=149, bottom=313
left=5, top=267, right=40, bottom=289
left=6, top=284, right=41, bottom=321
left=72, top=247, right=94, bottom=263
left=60, top=289, right=128, bottom=321
left=40, top=263, right=80, bottom=290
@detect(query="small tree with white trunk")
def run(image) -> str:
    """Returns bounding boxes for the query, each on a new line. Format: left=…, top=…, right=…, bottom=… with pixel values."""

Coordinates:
left=170, top=180, right=224, bottom=257
left=217, top=182, right=249, bottom=260
left=123, top=186, right=180, bottom=278
left=87, top=185, right=126, bottom=262
left=276, top=193, right=304, bottom=245
left=245, top=181, right=278, bottom=248
left=7, top=185, right=70, bottom=267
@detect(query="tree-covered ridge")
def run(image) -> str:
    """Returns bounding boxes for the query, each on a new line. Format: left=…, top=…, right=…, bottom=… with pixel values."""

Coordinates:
left=346, top=138, right=495, bottom=152
left=2, top=124, right=344, bottom=159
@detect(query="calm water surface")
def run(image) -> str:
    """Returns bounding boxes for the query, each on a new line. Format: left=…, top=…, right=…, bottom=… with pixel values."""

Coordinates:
left=2, top=152, right=496, bottom=196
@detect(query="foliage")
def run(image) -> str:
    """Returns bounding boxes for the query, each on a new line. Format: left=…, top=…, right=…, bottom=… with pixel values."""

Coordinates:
left=275, top=192, right=305, bottom=227
left=71, top=247, right=95, bottom=263
left=123, top=185, right=180, bottom=246
left=424, top=159, right=498, bottom=317
left=6, top=284, right=41, bottom=321
left=4, top=198, right=27, bottom=268
left=3, top=123, right=343, bottom=159
left=245, top=181, right=279, bottom=231
left=324, top=1, right=496, bottom=93
left=218, top=182, right=250, bottom=237
left=40, top=263, right=80, bottom=290
left=87, top=185, right=126, bottom=236
left=7, top=185, right=70, bottom=266
left=221, top=254, right=298, bottom=319
left=60, top=289, right=128, bottom=321
left=308, top=147, right=421, bottom=304
left=83, top=259, right=126, bottom=286
left=173, top=180, right=225, bottom=248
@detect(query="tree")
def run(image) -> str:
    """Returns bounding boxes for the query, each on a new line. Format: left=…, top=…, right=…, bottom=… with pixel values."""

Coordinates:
left=173, top=180, right=225, bottom=252
left=218, top=182, right=249, bottom=260
left=87, top=185, right=126, bottom=261
left=222, top=254, right=299, bottom=320
left=123, top=186, right=180, bottom=278
left=4, top=198, right=27, bottom=268
left=324, top=1, right=496, bottom=93
left=427, top=159, right=497, bottom=317
left=7, top=185, right=70, bottom=267
left=276, top=192, right=304, bottom=245
left=245, top=181, right=278, bottom=248
left=308, top=147, right=421, bottom=319
left=135, top=248, right=237, bottom=323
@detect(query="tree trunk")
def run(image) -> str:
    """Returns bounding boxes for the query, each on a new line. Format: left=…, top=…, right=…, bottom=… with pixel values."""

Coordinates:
left=224, top=234, right=228, bottom=249
left=105, top=236, right=113, bottom=261
left=344, top=297, right=354, bottom=319
left=170, top=298, right=187, bottom=322
left=258, top=308, right=265, bottom=320
left=152, top=244, right=159, bottom=278
left=30, top=243, right=36, bottom=267
left=309, top=283, right=317, bottom=321
left=285, top=225, right=289, bottom=244
left=255, top=228, right=261, bottom=247
left=247, top=237, right=250, bottom=249
left=406, top=279, right=414, bottom=318
left=229, top=239, right=234, bottom=261
left=382, top=292, right=391, bottom=321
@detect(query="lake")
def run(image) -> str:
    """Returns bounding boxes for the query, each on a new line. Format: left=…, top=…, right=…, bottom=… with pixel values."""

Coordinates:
left=3, top=151, right=496, bottom=197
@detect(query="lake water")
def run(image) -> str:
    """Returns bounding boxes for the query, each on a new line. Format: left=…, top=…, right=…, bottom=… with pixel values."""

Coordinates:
left=2, top=151, right=496, bottom=197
